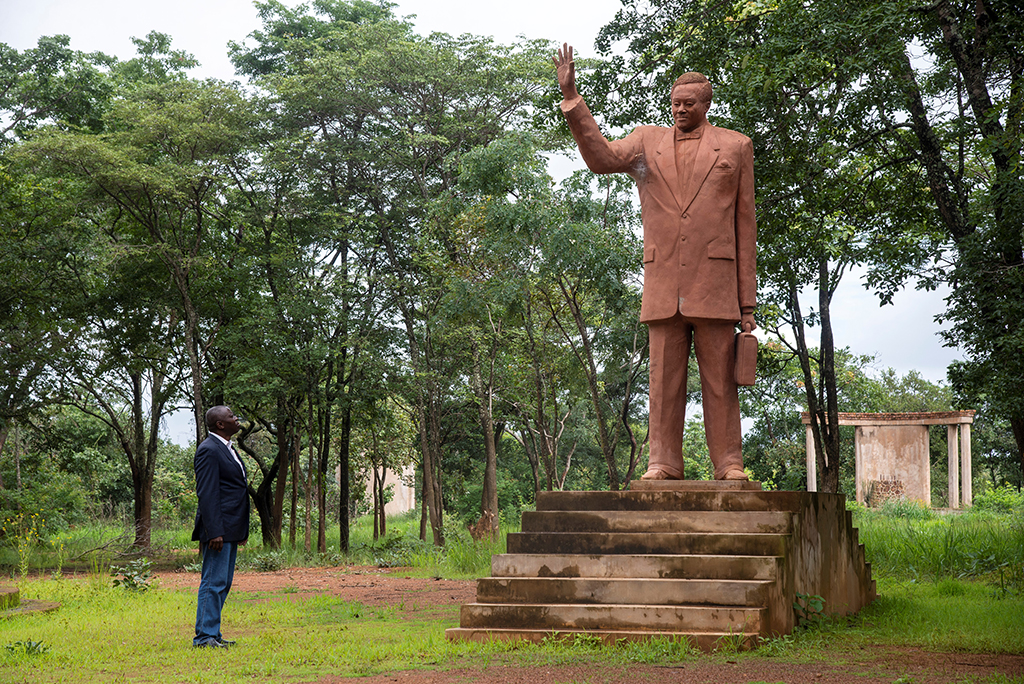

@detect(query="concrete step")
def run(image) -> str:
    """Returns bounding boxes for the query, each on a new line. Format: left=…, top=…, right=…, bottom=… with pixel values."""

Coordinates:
left=492, top=553, right=782, bottom=580
left=536, top=489, right=813, bottom=513
left=459, top=602, right=764, bottom=633
left=507, top=531, right=789, bottom=556
left=476, top=577, right=773, bottom=606
left=521, top=510, right=792, bottom=534
left=444, top=627, right=760, bottom=651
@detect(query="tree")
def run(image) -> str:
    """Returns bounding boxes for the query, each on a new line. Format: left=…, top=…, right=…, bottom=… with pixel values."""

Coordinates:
left=443, top=134, right=648, bottom=496
left=0, top=35, right=111, bottom=144
left=9, top=40, right=252, bottom=545
left=0, top=35, right=113, bottom=485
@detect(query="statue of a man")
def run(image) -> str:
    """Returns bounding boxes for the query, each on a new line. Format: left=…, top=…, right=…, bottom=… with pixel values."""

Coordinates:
left=554, top=44, right=756, bottom=481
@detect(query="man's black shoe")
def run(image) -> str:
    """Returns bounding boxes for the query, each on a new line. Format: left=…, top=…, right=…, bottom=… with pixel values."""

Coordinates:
left=217, top=638, right=236, bottom=646
left=194, top=639, right=228, bottom=648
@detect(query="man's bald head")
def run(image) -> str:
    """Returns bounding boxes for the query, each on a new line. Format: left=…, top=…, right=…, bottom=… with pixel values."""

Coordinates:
left=205, top=405, right=236, bottom=431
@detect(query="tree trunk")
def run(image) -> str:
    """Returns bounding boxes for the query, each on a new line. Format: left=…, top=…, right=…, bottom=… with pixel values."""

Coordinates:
left=559, top=280, right=619, bottom=491
left=289, top=424, right=299, bottom=547
left=238, top=425, right=282, bottom=547
left=376, top=465, right=386, bottom=538
left=471, top=341, right=499, bottom=540
left=13, top=423, right=22, bottom=491
left=132, top=472, right=154, bottom=549
left=789, top=269, right=842, bottom=494
left=305, top=400, right=314, bottom=553
left=418, top=399, right=444, bottom=545
left=0, top=425, right=7, bottom=490
left=317, top=402, right=329, bottom=554
left=338, top=405, right=352, bottom=552
left=372, top=465, right=381, bottom=541
left=1012, top=416, right=1024, bottom=490
left=271, top=402, right=291, bottom=548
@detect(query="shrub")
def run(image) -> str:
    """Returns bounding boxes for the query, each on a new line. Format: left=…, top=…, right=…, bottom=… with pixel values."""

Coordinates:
left=110, top=558, right=154, bottom=592
left=973, top=485, right=1024, bottom=514
left=879, top=497, right=935, bottom=520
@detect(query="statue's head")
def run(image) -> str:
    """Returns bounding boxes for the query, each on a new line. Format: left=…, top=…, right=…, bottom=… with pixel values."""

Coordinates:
left=670, top=72, right=712, bottom=133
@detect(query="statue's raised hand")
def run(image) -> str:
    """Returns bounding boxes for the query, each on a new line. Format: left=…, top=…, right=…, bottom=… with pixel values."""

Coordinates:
left=553, top=43, right=579, bottom=101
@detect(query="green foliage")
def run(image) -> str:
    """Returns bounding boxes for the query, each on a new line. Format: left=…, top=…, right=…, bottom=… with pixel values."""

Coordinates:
left=0, top=34, right=112, bottom=142
left=366, top=529, right=432, bottom=569
left=973, top=485, right=1024, bottom=514
left=1, top=512, right=42, bottom=579
left=793, top=592, right=826, bottom=629
left=878, top=498, right=936, bottom=521
left=609, top=635, right=698, bottom=663
left=4, top=639, right=49, bottom=656
left=238, top=550, right=288, bottom=573
left=856, top=507, right=1024, bottom=587
left=742, top=352, right=953, bottom=496
left=110, top=558, right=153, bottom=592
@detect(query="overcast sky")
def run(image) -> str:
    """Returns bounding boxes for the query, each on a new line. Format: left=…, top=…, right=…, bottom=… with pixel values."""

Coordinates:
left=2, top=0, right=963, bottom=442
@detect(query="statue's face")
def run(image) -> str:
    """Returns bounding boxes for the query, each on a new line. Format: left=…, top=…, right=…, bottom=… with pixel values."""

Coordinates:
left=671, top=83, right=710, bottom=133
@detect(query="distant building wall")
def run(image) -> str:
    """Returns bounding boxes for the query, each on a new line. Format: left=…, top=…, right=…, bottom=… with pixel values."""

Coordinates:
left=365, top=465, right=416, bottom=517
left=855, top=425, right=930, bottom=506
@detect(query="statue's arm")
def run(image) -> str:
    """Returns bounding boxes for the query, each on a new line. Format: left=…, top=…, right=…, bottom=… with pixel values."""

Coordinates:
left=554, top=43, right=641, bottom=175
left=737, top=137, right=757, bottom=332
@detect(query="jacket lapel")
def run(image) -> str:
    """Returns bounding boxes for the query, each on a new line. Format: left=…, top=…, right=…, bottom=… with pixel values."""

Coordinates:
left=219, top=440, right=246, bottom=479
left=679, top=126, right=720, bottom=213
left=653, top=130, right=681, bottom=211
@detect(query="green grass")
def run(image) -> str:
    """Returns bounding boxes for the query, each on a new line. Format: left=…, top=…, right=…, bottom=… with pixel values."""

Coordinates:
left=1, top=509, right=517, bottom=580
left=2, top=506, right=1024, bottom=682
left=753, top=575, right=1024, bottom=656
left=1, top=570, right=1021, bottom=683
left=854, top=505, right=1024, bottom=586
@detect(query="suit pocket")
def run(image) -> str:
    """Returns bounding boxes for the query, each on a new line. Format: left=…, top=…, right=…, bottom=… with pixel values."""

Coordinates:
left=643, top=245, right=656, bottom=263
left=707, top=238, right=735, bottom=260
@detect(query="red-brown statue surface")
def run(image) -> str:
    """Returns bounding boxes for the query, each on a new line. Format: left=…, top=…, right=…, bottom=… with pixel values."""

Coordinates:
left=554, top=44, right=756, bottom=481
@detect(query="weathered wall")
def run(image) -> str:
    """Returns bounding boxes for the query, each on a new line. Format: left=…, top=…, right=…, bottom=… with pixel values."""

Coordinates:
left=760, top=491, right=876, bottom=634
left=855, top=425, right=931, bottom=506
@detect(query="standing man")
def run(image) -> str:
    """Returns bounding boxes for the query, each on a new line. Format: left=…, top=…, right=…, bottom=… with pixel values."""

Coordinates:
left=192, top=405, right=249, bottom=647
left=553, top=45, right=756, bottom=481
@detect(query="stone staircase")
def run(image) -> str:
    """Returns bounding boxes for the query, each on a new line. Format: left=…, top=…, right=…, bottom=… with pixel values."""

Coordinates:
left=446, top=481, right=875, bottom=651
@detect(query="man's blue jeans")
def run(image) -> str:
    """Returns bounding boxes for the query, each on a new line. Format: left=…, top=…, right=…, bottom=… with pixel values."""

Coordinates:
left=194, top=541, right=237, bottom=646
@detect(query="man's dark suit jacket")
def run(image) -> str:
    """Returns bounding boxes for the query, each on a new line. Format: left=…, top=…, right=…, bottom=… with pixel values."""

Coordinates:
left=192, top=435, right=250, bottom=544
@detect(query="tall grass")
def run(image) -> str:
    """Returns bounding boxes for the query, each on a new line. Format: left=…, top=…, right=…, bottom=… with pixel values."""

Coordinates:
left=2, top=507, right=524, bottom=580
left=342, top=510, right=517, bottom=578
left=853, top=500, right=1024, bottom=587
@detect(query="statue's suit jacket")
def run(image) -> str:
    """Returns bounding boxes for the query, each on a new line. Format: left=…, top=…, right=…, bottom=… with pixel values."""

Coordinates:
left=192, top=436, right=250, bottom=544
left=561, top=97, right=756, bottom=323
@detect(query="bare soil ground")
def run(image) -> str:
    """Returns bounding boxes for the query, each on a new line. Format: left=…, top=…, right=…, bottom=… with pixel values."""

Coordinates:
left=158, top=567, right=1024, bottom=684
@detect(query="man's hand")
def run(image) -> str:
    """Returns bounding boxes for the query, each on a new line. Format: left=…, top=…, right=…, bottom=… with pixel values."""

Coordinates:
left=553, top=43, right=579, bottom=101
left=207, top=536, right=224, bottom=552
left=741, top=313, right=757, bottom=333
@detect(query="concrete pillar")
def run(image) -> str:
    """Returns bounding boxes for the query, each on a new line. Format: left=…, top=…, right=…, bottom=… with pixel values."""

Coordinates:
left=947, top=425, right=959, bottom=509
left=806, top=425, right=816, bottom=492
left=961, top=423, right=972, bottom=507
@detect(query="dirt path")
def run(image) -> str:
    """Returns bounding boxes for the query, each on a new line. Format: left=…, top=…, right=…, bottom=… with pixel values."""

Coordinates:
left=159, top=567, right=1024, bottom=684
left=157, top=565, right=476, bottom=607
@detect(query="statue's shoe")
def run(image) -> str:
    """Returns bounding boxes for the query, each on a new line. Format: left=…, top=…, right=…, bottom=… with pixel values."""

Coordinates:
left=640, top=468, right=680, bottom=481
left=722, top=468, right=749, bottom=481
